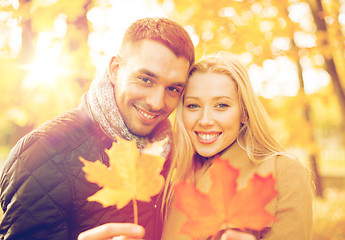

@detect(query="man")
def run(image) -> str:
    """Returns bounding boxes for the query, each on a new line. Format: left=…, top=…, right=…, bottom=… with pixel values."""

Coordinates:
left=0, top=17, right=194, bottom=240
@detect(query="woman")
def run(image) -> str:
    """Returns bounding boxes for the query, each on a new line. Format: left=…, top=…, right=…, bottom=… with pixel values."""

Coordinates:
left=161, top=52, right=313, bottom=240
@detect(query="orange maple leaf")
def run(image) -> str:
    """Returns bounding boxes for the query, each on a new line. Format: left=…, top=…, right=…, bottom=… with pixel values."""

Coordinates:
left=174, top=156, right=277, bottom=239
left=80, top=137, right=167, bottom=223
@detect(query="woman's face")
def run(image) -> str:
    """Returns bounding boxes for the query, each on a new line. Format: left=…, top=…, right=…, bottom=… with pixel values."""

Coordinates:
left=182, top=71, right=243, bottom=157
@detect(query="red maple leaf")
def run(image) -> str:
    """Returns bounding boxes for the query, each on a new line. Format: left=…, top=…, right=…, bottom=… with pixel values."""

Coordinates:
left=174, top=156, right=277, bottom=239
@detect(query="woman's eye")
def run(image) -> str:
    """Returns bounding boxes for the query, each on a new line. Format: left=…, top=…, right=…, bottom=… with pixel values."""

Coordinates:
left=186, top=104, right=199, bottom=109
left=216, top=103, right=229, bottom=109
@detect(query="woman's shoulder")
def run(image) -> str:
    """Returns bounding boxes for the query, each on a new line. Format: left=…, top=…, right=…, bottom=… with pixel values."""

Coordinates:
left=275, top=154, right=309, bottom=174
left=274, top=154, right=312, bottom=189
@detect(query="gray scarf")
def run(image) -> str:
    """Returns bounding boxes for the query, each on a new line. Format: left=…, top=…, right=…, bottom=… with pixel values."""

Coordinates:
left=81, top=70, right=172, bottom=157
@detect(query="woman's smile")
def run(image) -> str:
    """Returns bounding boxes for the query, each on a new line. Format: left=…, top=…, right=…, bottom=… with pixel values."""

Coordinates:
left=195, top=131, right=221, bottom=144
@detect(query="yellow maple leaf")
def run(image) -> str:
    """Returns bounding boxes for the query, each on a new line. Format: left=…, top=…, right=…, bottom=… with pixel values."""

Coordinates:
left=80, top=137, right=167, bottom=219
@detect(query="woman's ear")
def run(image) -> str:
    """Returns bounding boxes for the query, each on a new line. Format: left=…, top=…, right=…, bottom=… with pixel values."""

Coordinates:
left=108, top=56, right=120, bottom=85
left=240, top=113, right=248, bottom=126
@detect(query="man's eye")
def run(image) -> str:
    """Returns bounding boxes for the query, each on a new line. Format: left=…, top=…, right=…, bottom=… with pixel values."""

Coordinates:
left=167, top=86, right=180, bottom=93
left=139, top=77, right=152, bottom=84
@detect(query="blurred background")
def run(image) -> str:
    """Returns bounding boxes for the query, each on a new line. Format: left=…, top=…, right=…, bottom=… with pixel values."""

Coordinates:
left=0, top=0, right=344, bottom=239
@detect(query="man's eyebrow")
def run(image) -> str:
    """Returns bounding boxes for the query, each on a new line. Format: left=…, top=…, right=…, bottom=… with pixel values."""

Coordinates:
left=137, top=68, right=186, bottom=87
left=173, top=82, right=186, bottom=88
left=137, top=69, right=158, bottom=78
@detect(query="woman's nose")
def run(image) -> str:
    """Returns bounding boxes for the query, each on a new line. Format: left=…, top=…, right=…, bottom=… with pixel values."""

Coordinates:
left=198, top=107, right=214, bottom=126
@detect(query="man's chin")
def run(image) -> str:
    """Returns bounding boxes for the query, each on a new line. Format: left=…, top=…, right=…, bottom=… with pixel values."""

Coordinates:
left=129, top=125, right=155, bottom=137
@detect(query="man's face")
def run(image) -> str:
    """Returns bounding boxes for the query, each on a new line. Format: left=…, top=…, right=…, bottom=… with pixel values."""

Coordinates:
left=109, top=40, right=190, bottom=137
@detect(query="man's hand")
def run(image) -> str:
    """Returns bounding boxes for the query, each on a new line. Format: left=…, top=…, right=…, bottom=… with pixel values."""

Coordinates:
left=221, top=229, right=256, bottom=240
left=78, top=223, right=145, bottom=240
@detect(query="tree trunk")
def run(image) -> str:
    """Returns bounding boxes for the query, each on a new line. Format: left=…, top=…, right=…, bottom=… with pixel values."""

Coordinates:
left=283, top=2, right=324, bottom=197
left=310, top=153, right=324, bottom=196
left=308, top=0, right=345, bottom=121
left=67, top=0, right=93, bottom=89
left=295, top=48, right=324, bottom=197
left=18, top=19, right=35, bottom=65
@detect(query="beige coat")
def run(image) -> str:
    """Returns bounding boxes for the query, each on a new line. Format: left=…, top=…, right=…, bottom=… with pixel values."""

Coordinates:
left=162, top=142, right=313, bottom=240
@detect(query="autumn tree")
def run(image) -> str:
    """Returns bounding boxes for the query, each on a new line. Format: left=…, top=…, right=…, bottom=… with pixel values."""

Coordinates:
left=160, top=0, right=345, bottom=196
left=0, top=0, right=95, bottom=153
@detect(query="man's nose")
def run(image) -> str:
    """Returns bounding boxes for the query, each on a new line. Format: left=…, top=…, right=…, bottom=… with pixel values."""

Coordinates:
left=146, top=86, right=165, bottom=111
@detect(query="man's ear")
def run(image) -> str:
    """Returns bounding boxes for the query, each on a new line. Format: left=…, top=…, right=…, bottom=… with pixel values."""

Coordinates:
left=108, top=56, right=120, bottom=85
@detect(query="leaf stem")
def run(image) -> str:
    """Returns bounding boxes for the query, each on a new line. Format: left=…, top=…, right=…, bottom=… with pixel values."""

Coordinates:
left=133, top=199, right=138, bottom=225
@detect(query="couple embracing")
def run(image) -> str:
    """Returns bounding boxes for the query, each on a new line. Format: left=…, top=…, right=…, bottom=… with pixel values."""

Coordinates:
left=0, top=17, right=312, bottom=240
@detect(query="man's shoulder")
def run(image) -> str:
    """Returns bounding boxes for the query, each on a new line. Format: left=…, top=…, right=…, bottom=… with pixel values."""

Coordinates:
left=35, top=108, right=96, bottom=139
left=0, top=108, right=99, bottom=240
left=0, top=108, right=108, bottom=209
left=1, top=108, right=104, bottom=178
left=12, top=109, right=97, bottom=157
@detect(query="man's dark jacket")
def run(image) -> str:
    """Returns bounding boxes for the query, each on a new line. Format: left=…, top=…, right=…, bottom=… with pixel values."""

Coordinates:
left=0, top=108, right=162, bottom=240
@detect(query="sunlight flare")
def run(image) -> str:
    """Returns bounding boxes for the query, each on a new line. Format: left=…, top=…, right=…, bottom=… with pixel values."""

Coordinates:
left=23, top=45, right=66, bottom=88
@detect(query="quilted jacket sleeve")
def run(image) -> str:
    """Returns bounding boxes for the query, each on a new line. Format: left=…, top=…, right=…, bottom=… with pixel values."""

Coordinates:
left=0, top=133, right=74, bottom=240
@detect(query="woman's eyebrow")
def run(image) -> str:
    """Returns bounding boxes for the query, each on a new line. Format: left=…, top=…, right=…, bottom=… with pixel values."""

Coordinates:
left=184, top=96, right=199, bottom=100
left=214, top=96, right=233, bottom=101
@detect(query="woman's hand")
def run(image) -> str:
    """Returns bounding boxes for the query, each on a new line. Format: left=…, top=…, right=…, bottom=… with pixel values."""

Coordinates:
left=78, top=223, right=145, bottom=240
left=220, top=229, right=256, bottom=240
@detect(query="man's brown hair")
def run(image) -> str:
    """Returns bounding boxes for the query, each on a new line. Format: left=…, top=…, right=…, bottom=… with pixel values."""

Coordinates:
left=120, top=17, right=195, bottom=67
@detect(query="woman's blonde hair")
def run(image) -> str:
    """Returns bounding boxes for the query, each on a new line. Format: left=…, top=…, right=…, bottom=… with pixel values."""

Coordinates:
left=161, top=51, right=287, bottom=220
